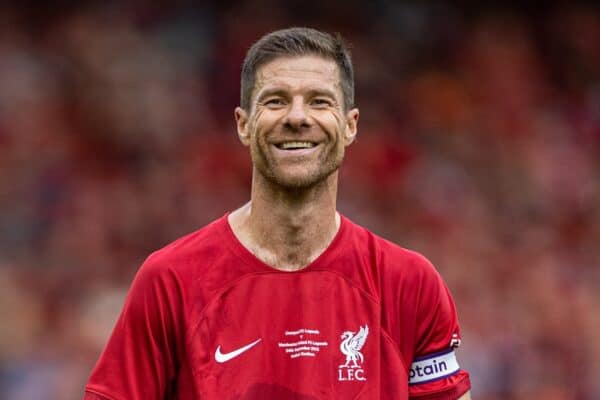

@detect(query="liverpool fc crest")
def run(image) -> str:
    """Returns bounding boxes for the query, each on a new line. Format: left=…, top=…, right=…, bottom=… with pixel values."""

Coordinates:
left=338, top=325, right=369, bottom=381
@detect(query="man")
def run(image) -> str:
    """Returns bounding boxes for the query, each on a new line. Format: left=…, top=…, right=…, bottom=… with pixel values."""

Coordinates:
left=85, top=27, right=472, bottom=399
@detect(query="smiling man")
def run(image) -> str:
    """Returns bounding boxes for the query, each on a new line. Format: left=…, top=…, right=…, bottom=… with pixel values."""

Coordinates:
left=85, top=28, right=472, bottom=400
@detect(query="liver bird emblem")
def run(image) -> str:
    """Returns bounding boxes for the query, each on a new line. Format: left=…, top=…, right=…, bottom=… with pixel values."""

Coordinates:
left=339, top=325, right=369, bottom=368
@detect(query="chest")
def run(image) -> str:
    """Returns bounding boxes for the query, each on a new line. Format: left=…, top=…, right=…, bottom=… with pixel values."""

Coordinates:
left=182, top=272, right=408, bottom=399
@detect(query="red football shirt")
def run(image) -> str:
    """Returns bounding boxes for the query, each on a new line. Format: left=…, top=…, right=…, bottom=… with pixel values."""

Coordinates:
left=85, top=214, right=470, bottom=399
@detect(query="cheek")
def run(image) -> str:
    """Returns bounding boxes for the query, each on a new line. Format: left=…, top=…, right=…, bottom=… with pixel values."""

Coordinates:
left=248, top=110, right=262, bottom=136
left=313, top=111, right=344, bottom=138
left=251, top=111, right=281, bottom=141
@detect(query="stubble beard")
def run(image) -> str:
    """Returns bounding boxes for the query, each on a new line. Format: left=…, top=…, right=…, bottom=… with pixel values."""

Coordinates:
left=251, top=138, right=344, bottom=191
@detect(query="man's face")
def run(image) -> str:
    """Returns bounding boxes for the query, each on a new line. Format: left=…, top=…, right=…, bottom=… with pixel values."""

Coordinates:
left=235, top=55, right=359, bottom=190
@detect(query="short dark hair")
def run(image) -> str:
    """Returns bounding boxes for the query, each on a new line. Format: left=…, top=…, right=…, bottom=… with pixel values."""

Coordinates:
left=240, top=27, right=354, bottom=112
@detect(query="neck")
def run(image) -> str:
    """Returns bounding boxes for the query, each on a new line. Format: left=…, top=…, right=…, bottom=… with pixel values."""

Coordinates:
left=229, top=170, right=340, bottom=271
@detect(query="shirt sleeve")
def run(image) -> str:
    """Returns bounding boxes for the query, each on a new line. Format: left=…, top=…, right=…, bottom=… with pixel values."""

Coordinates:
left=408, top=256, right=471, bottom=399
left=84, top=254, right=185, bottom=400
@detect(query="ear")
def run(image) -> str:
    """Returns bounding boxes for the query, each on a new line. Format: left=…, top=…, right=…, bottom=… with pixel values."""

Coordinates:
left=234, top=107, right=251, bottom=146
left=343, top=108, right=359, bottom=146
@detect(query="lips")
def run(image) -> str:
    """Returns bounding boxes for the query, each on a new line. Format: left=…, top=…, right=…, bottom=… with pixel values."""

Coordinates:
left=271, top=140, right=321, bottom=158
left=275, top=141, right=318, bottom=150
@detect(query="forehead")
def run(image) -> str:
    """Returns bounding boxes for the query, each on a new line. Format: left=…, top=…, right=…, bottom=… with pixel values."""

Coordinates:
left=254, top=55, right=341, bottom=94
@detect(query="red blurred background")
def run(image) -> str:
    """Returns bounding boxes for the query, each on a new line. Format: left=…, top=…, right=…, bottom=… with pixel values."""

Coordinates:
left=0, top=1, right=598, bottom=399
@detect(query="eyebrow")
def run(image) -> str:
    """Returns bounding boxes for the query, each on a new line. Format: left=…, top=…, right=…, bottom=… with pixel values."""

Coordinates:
left=256, top=88, right=289, bottom=102
left=305, top=88, right=338, bottom=100
left=255, top=87, right=339, bottom=103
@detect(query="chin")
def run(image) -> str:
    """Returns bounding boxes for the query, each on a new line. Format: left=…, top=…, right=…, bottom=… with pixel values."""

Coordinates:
left=265, top=168, right=337, bottom=191
left=252, top=149, right=344, bottom=191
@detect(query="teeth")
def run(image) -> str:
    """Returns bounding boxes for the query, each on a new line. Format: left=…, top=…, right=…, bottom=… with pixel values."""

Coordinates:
left=279, top=141, right=316, bottom=149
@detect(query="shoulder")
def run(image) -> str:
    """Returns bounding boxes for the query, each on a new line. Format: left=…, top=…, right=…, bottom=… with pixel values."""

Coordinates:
left=147, top=215, right=229, bottom=265
left=121, top=214, right=235, bottom=316
left=378, top=236, right=442, bottom=289
left=138, top=214, right=231, bottom=280
left=341, top=217, right=450, bottom=319
left=343, top=216, right=440, bottom=284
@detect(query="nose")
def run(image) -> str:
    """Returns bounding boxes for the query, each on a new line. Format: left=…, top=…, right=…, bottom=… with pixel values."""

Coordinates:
left=283, top=96, right=311, bottom=131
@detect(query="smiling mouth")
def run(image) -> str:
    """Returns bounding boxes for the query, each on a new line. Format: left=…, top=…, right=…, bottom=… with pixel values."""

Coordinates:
left=275, top=141, right=317, bottom=150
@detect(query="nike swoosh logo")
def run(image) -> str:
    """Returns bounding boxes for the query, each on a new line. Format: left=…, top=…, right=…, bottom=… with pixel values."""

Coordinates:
left=215, top=338, right=262, bottom=363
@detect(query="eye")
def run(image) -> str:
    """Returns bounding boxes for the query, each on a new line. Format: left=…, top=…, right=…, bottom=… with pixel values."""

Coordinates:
left=310, top=98, right=333, bottom=108
left=263, top=98, right=286, bottom=107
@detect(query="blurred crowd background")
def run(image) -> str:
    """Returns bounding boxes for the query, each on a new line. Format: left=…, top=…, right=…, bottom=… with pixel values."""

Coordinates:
left=0, top=1, right=598, bottom=399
